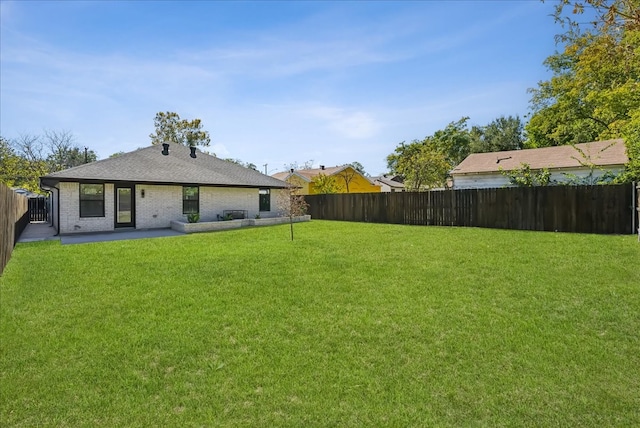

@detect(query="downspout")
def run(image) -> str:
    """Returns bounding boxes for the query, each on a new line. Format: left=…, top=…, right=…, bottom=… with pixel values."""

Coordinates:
left=54, top=184, right=60, bottom=236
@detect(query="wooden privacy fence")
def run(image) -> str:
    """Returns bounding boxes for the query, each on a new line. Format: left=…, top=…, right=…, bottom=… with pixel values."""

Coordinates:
left=305, top=184, right=636, bottom=235
left=1, top=183, right=29, bottom=275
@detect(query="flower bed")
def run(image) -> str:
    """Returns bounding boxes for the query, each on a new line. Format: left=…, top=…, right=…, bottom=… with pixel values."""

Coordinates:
left=170, top=215, right=311, bottom=234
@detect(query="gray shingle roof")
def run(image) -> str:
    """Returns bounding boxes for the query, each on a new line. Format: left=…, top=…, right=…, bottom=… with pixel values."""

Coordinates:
left=41, top=144, right=289, bottom=188
left=370, top=175, right=405, bottom=189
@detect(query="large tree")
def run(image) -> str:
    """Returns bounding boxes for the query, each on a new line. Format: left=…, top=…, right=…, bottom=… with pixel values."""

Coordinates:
left=0, top=137, right=31, bottom=190
left=429, top=117, right=473, bottom=166
left=2, top=130, right=96, bottom=193
left=347, top=161, right=368, bottom=176
left=470, top=115, right=525, bottom=153
left=11, top=130, right=97, bottom=171
left=526, top=0, right=639, bottom=152
left=43, top=130, right=97, bottom=170
left=621, top=109, right=640, bottom=181
left=149, top=111, right=211, bottom=147
left=387, top=117, right=472, bottom=190
left=387, top=140, right=452, bottom=190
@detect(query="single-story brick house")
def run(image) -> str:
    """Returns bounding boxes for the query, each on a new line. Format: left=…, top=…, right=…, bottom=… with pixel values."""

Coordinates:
left=40, top=143, right=290, bottom=235
left=451, top=139, right=628, bottom=190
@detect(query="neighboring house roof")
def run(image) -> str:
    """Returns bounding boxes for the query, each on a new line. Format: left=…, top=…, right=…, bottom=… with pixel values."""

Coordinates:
left=272, top=170, right=311, bottom=183
left=273, top=165, right=376, bottom=185
left=11, top=188, right=40, bottom=198
left=371, top=175, right=405, bottom=189
left=41, top=144, right=289, bottom=188
left=451, top=139, right=627, bottom=175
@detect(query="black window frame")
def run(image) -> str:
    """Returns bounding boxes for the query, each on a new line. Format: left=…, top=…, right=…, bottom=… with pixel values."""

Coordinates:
left=79, top=183, right=105, bottom=218
left=183, top=186, right=199, bottom=214
left=259, top=188, right=271, bottom=212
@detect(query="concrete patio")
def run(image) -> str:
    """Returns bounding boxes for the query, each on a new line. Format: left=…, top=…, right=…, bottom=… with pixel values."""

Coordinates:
left=17, top=222, right=184, bottom=245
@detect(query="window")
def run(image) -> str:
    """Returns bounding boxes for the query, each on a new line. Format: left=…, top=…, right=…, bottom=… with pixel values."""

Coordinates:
left=259, top=188, right=270, bottom=211
left=183, top=186, right=199, bottom=214
left=79, top=183, right=104, bottom=217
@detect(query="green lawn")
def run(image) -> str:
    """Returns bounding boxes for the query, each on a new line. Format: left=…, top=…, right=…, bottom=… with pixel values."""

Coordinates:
left=1, top=221, right=639, bottom=427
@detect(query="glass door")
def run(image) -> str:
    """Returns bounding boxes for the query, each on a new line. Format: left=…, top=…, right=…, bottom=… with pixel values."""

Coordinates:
left=115, top=184, right=135, bottom=228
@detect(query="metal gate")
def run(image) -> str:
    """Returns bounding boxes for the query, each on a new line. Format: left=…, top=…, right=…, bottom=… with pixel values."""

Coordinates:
left=28, top=197, right=48, bottom=222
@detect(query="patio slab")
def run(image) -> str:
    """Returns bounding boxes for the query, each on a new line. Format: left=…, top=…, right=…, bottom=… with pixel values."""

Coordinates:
left=17, top=222, right=59, bottom=243
left=60, top=228, right=184, bottom=245
left=16, top=223, right=185, bottom=245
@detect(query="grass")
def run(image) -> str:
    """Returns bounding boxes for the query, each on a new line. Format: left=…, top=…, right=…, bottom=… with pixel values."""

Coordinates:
left=1, top=221, right=639, bottom=427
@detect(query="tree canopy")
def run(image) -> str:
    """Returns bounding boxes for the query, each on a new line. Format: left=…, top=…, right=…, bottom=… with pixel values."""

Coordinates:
left=1, top=131, right=97, bottom=193
left=149, top=112, right=211, bottom=147
left=385, top=114, right=538, bottom=189
left=470, top=116, right=525, bottom=153
left=526, top=0, right=639, bottom=179
left=313, top=173, right=340, bottom=194
left=386, top=117, right=474, bottom=190
left=346, top=161, right=368, bottom=176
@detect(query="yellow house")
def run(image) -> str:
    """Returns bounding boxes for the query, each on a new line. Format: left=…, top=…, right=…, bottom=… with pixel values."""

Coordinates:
left=272, top=165, right=381, bottom=195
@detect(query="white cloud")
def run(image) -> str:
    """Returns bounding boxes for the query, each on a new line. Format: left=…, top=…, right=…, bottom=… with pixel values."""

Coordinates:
left=307, top=106, right=381, bottom=139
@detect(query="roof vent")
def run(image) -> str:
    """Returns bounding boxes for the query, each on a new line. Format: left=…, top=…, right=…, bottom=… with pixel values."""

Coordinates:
left=290, top=168, right=294, bottom=173
left=320, top=165, right=325, bottom=170
left=190, top=146, right=197, bottom=159
left=161, top=143, right=170, bottom=156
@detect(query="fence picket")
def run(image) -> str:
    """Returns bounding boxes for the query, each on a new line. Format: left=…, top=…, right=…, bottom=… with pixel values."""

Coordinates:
left=305, top=184, right=635, bottom=235
left=1, top=184, right=29, bottom=274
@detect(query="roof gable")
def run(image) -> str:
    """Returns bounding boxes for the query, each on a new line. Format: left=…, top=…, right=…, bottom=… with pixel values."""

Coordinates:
left=271, top=171, right=311, bottom=183
left=41, top=144, right=289, bottom=188
left=452, top=139, right=627, bottom=175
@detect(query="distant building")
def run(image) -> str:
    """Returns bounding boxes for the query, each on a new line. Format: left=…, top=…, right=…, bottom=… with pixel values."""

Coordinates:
left=272, top=165, right=381, bottom=195
left=370, top=175, right=405, bottom=192
left=11, top=188, right=40, bottom=198
left=451, top=139, right=628, bottom=189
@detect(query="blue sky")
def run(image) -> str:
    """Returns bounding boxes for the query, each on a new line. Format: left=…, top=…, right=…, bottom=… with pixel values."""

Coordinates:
left=1, top=0, right=560, bottom=176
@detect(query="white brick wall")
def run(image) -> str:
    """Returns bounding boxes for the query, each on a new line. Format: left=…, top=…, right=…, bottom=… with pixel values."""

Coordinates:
left=58, top=182, right=285, bottom=233
left=135, top=185, right=182, bottom=229
left=202, top=187, right=256, bottom=221
left=136, top=185, right=262, bottom=224
left=59, top=182, right=115, bottom=234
